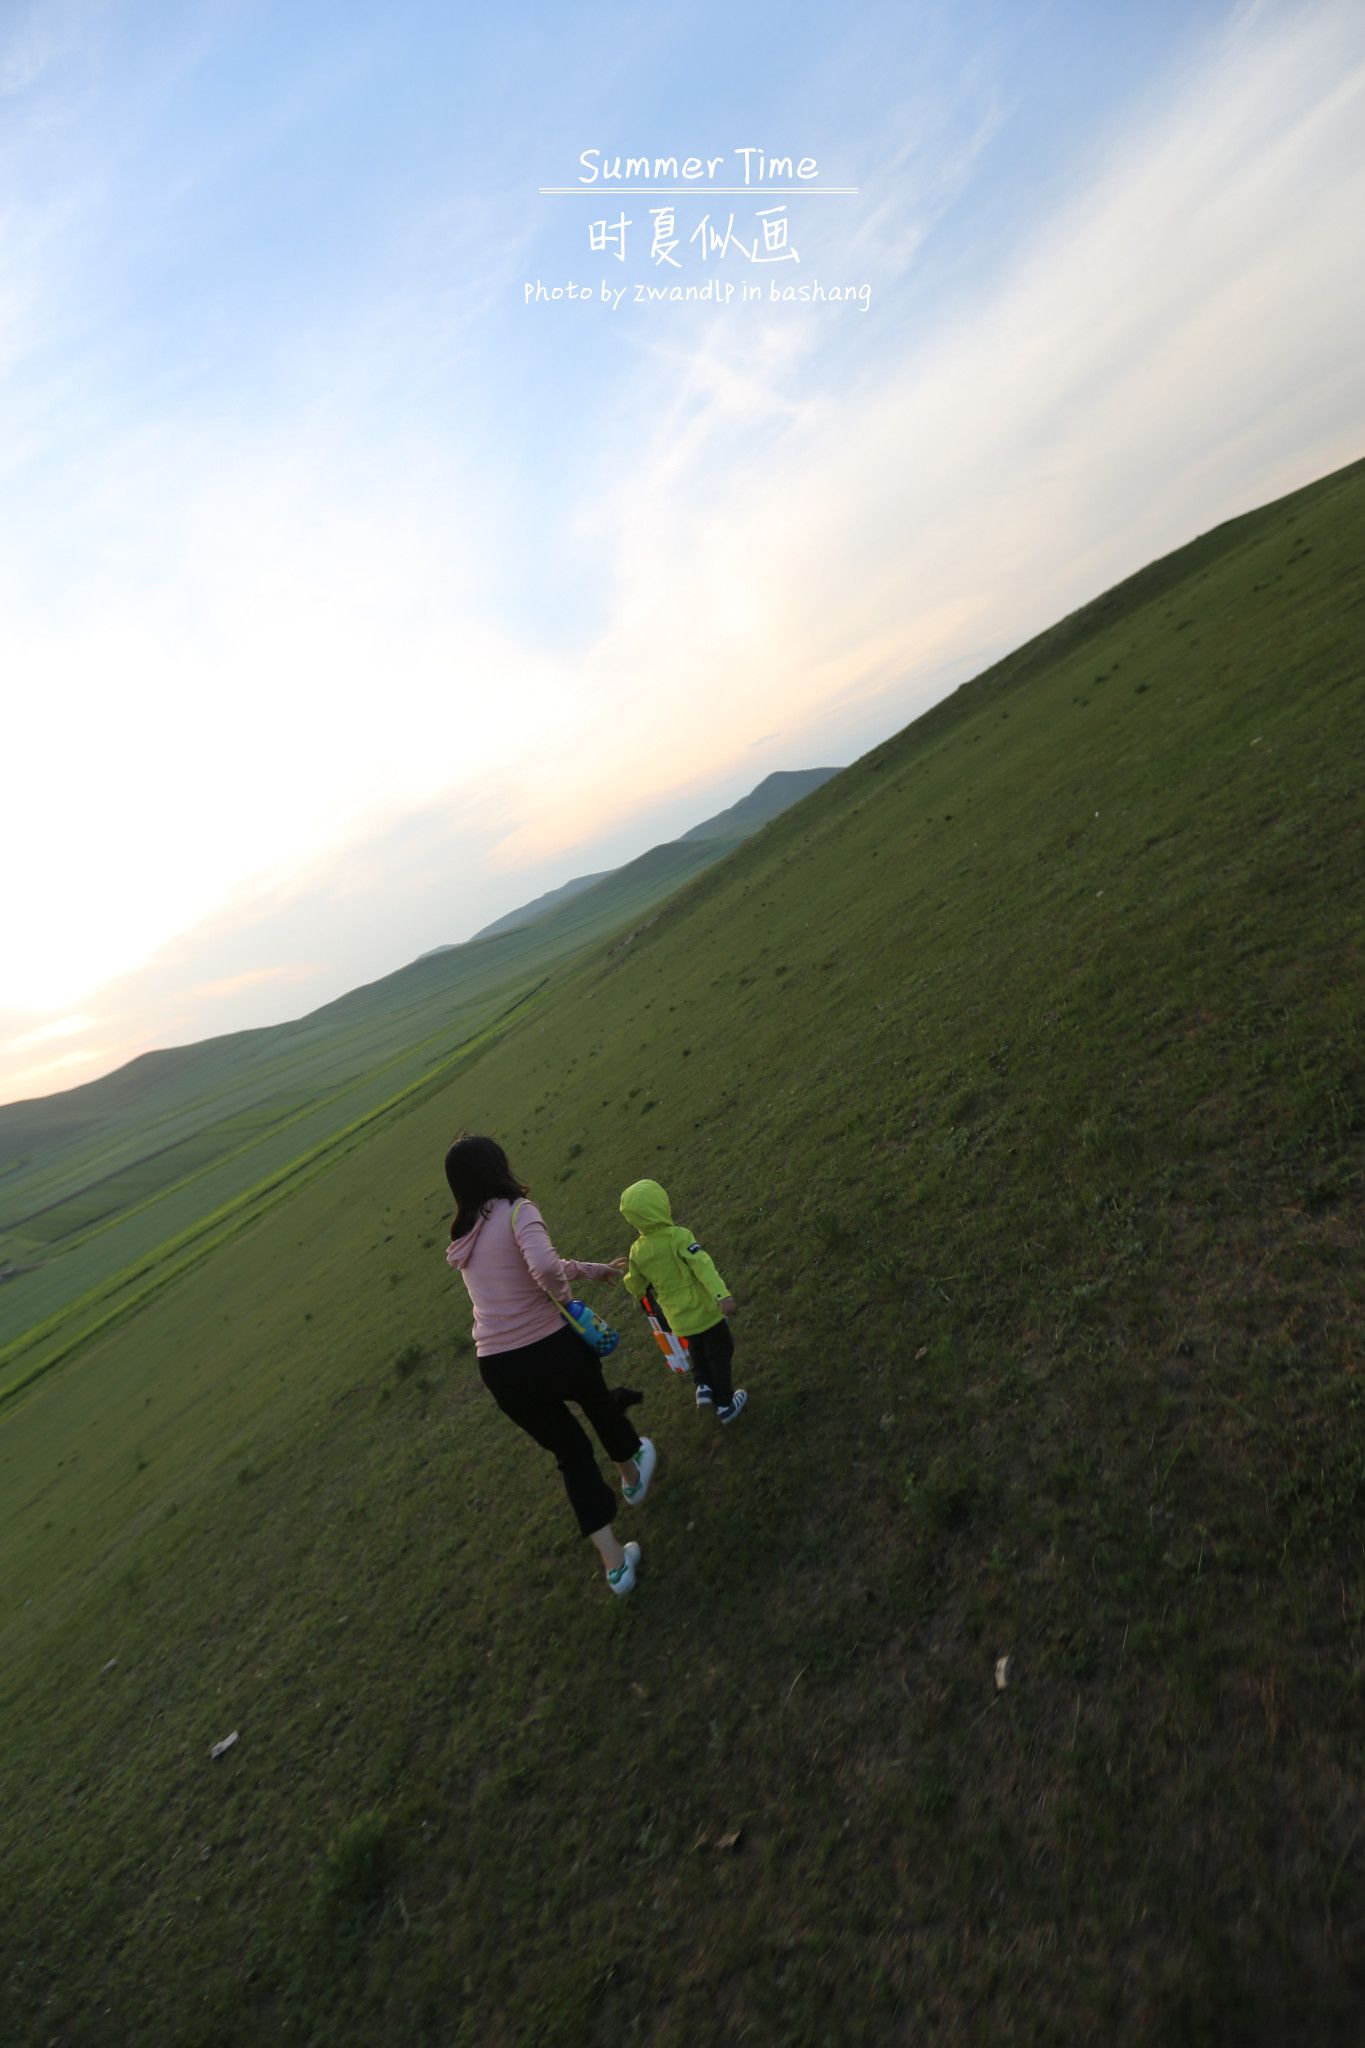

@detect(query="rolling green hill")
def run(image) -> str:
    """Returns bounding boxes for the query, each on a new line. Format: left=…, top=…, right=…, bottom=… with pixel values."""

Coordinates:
left=471, top=771, right=838, bottom=936
left=0, top=458, right=1361, bottom=2046
left=0, top=774, right=833, bottom=1377
left=674, top=767, right=839, bottom=843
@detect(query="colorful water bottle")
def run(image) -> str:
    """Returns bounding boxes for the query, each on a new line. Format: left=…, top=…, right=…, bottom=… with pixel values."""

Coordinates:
left=559, top=1298, right=620, bottom=1356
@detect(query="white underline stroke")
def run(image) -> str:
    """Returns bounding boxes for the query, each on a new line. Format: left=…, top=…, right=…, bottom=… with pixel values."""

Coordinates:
left=539, top=186, right=860, bottom=196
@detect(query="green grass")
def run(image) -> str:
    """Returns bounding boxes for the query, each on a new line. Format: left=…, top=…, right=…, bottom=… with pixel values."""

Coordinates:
left=0, top=458, right=1362, bottom=2045
left=0, top=827, right=776, bottom=1344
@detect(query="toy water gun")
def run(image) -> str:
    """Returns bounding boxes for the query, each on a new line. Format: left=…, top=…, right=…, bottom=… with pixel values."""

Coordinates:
left=639, top=1288, right=689, bottom=1373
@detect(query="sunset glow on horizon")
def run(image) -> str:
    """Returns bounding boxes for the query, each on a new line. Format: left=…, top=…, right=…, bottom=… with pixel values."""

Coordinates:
left=2, top=0, right=1363, bottom=1104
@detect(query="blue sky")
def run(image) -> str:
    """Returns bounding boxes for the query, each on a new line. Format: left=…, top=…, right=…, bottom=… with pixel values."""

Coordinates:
left=2, top=0, right=1363, bottom=1100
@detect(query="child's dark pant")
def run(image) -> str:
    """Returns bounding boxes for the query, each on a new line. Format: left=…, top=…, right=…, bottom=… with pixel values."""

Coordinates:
left=479, top=1326, right=642, bottom=1537
left=687, top=1319, right=735, bottom=1404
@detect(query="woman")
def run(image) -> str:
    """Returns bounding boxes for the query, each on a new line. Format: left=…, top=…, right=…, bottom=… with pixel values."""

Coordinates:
left=444, top=1134, right=656, bottom=1595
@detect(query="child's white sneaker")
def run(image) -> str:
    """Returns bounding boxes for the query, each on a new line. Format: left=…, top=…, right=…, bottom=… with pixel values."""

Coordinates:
left=716, top=1390, right=748, bottom=1425
left=622, top=1438, right=657, bottom=1505
left=695, top=1384, right=713, bottom=1408
left=608, top=1540, right=641, bottom=1595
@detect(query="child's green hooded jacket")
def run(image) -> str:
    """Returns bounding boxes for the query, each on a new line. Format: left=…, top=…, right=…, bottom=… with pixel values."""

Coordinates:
left=619, top=1179, right=729, bottom=1337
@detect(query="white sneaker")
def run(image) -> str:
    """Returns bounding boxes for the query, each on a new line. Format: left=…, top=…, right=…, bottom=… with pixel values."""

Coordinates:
left=716, top=1390, right=748, bottom=1425
left=608, top=1541, right=641, bottom=1595
left=622, top=1437, right=657, bottom=1505
left=695, top=1385, right=713, bottom=1408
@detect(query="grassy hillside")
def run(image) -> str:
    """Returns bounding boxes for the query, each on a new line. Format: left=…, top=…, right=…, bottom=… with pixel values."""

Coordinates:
left=0, top=458, right=1362, bottom=2046
left=0, top=782, right=824, bottom=1376
left=473, top=770, right=838, bottom=937
left=470, top=871, right=611, bottom=940
left=674, top=767, right=838, bottom=843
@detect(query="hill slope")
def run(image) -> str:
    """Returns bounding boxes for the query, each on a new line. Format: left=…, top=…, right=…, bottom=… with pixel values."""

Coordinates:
left=464, top=869, right=610, bottom=941
left=472, top=769, right=839, bottom=938
left=674, top=766, right=840, bottom=843
left=0, top=771, right=835, bottom=1368
left=0, top=459, right=1361, bottom=2046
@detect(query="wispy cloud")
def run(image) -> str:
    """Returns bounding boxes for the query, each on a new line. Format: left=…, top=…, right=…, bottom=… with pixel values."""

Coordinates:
left=0, top=775, right=522, bottom=1100
left=7, top=1011, right=94, bottom=1049
left=1, top=1, right=1362, bottom=1104
left=185, top=965, right=320, bottom=1004
left=0, top=0, right=92, bottom=100
left=4, top=1044, right=107, bottom=1095
left=486, top=0, right=1365, bottom=865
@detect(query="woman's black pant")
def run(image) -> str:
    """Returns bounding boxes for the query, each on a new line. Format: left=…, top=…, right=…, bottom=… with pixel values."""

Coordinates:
left=479, top=1325, right=642, bottom=1537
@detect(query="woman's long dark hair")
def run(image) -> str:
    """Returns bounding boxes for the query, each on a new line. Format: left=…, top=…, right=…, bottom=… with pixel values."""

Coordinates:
left=445, top=1134, right=527, bottom=1242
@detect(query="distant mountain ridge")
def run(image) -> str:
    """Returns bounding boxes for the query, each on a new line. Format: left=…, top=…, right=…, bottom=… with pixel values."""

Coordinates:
left=461, top=871, right=610, bottom=945
left=467, top=769, right=838, bottom=943
left=676, top=769, right=838, bottom=844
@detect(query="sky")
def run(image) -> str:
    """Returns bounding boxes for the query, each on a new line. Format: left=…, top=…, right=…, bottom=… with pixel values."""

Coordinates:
left=1, top=0, right=1363, bottom=1106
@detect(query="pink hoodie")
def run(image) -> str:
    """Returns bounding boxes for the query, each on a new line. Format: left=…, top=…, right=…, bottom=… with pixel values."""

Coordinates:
left=445, top=1197, right=617, bottom=1357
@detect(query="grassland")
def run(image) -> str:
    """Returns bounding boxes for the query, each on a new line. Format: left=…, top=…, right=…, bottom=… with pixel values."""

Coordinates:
left=0, top=459, right=1362, bottom=2046
left=0, top=781, right=832, bottom=1380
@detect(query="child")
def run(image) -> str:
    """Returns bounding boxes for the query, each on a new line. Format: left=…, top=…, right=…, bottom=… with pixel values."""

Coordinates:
left=616, top=1179, right=747, bottom=1423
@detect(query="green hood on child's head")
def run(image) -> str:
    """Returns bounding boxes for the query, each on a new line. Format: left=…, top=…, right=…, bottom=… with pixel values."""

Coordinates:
left=620, top=1179, right=674, bottom=1231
